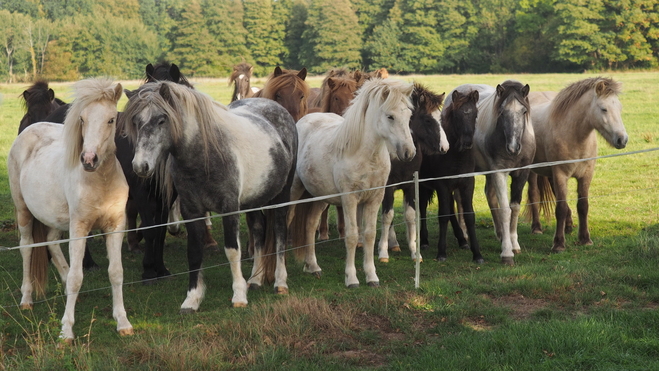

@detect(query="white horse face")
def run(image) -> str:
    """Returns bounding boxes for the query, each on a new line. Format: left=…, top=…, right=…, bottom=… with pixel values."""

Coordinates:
left=591, top=92, right=628, bottom=149
left=132, top=106, right=173, bottom=177
left=377, top=106, right=416, bottom=162
left=431, top=108, right=450, bottom=154
left=78, top=100, right=118, bottom=172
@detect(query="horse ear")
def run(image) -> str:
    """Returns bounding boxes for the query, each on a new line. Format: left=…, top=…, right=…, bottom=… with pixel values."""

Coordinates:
left=470, top=90, right=479, bottom=102
left=124, top=89, right=136, bottom=99
left=522, top=84, right=530, bottom=97
left=146, top=63, right=154, bottom=78
left=170, top=63, right=181, bottom=83
left=352, top=70, right=362, bottom=82
left=48, top=88, right=55, bottom=102
left=438, top=93, right=446, bottom=107
left=451, top=90, right=461, bottom=103
left=496, top=84, right=505, bottom=96
left=113, top=83, right=123, bottom=103
left=595, top=80, right=607, bottom=96
left=274, top=66, right=283, bottom=77
left=298, top=68, right=307, bottom=81
left=22, top=90, right=30, bottom=101
left=159, top=83, right=175, bottom=106
left=327, top=77, right=336, bottom=90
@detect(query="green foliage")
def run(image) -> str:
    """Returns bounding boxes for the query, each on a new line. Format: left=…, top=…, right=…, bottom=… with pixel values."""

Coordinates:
left=243, top=0, right=288, bottom=76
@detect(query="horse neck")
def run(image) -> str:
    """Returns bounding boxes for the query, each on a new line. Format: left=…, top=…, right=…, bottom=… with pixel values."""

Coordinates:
left=551, top=92, right=596, bottom=141
left=334, top=105, right=387, bottom=159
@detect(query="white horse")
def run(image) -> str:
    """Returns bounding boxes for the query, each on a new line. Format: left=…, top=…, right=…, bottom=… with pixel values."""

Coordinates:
left=288, top=78, right=416, bottom=287
left=8, top=78, right=132, bottom=342
left=450, top=81, right=535, bottom=265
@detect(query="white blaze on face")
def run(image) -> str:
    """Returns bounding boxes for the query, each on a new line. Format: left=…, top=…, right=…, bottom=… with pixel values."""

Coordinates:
left=432, top=108, right=449, bottom=153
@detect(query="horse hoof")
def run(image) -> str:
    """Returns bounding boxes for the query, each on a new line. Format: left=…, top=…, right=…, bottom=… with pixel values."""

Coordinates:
left=501, top=257, right=515, bottom=266
left=379, top=258, right=389, bottom=263
left=474, top=258, right=485, bottom=264
left=420, top=244, right=430, bottom=251
left=232, top=302, right=248, bottom=308
left=58, top=338, right=74, bottom=347
left=274, top=287, right=289, bottom=295
left=551, top=246, right=566, bottom=254
left=118, top=328, right=134, bottom=337
left=318, top=234, right=329, bottom=241
left=436, top=256, right=447, bottom=262
left=367, top=281, right=380, bottom=288
left=390, top=246, right=401, bottom=252
left=180, top=308, right=197, bottom=315
left=513, top=249, right=521, bottom=255
left=532, top=229, right=543, bottom=235
left=83, top=263, right=101, bottom=271
left=347, top=284, right=359, bottom=289
left=205, top=241, right=218, bottom=249
left=460, top=244, right=470, bottom=250
left=578, top=239, right=593, bottom=246
left=565, top=226, right=574, bottom=234
left=20, top=303, right=33, bottom=310
left=249, top=283, right=261, bottom=291
left=311, top=271, right=322, bottom=279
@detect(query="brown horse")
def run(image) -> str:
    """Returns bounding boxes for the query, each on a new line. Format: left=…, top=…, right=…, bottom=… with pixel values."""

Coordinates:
left=308, top=69, right=361, bottom=241
left=253, top=66, right=310, bottom=121
left=229, top=62, right=255, bottom=102
left=526, top=77, right=628, bottom=253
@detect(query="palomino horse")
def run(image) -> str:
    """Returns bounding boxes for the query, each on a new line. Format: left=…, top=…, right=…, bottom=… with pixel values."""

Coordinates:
left=229, top=61, right=256, bottom=102
left=450, top=81, right=535, bottom=265
left=308, top=69, right=361, bottom=241
left=253, top=66, right=310, bottom=122
left=377, top=82, right=449, bottom=263
left=8, top=78, right=132, bottom=342
left=123, top=82, right=297, bottom=311
left=526, top=77, right=628, bottom=252
left=418, top=88, right=484, bottom=263
left=288, top=78, right=416, bottom=287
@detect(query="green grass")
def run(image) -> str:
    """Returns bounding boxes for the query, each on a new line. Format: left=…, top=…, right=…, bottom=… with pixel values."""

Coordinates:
left=1, top=72, right=659, bottom=370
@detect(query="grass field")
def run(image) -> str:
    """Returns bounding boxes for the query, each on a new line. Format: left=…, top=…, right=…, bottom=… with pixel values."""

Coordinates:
left=1, top=72, right=659, bottom=370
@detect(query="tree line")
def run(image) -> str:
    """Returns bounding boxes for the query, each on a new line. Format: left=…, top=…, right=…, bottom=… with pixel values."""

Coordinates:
left=0, top=0, right=657, bottom=82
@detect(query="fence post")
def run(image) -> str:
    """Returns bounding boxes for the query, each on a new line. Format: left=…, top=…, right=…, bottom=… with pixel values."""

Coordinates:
left=414, top=171, right=421, bottom=289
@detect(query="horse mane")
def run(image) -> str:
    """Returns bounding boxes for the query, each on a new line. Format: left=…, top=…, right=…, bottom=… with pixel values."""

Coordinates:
left=478, top=80, right=530, bottom=135
left=550, top=77, right=621, bottom=122
left=412, top=82, right=444, bottom=113
left=335, top=78, right=413, bottom=156
left=63, top=78, right=120, bottom=169
left=228, top=62, right=253, bottom=85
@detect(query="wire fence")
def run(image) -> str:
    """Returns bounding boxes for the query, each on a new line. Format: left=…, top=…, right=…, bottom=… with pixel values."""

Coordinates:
left=1, top=147, right=658, bottom=307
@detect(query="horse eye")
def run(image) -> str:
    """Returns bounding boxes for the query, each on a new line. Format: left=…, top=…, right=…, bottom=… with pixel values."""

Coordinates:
left=601, top=108, right=608, bottom=113
left=300, top=95, right=304, bottom=101
left=387, top=115, right=394, bottom=121
left=158, top=119, right=166, bottom=126
left=79, top=117, right=84, bottom=125
left=108, top=118, right=115, bottom=124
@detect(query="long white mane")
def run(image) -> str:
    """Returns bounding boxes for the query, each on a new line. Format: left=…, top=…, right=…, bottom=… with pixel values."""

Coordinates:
left=334, top=78, right=413, bottom=156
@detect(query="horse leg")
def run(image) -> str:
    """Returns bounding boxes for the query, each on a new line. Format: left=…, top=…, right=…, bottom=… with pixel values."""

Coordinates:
left=448, top=189, right=469, bottom=250
left=318, top=207, right=330, bottom=241
left=204, top=212, right=218, bottom=249
left=105, top=219, right=133, bottom=337
left=60, top=224, right=89, bottom=342
left=551, top=172, right=570, bottom=253
left=126, top=198, right=142, bottom=251
left=436, top=185, right=452, bottom=262
left=17, top=214, right=35, bottom=309
left=303, top=202, right=326, bottom=276
left=167, top=197, right=185, bottom=237
left=576, top=174, right=593, bottom=246
left=46, top=229, right=68, bottom=284
left=549, top=177, right=573, bottom=234
left=460, top=179, right=484, bottom=264
left=402, top=187, right=420, bottom=262
left=377, top=187, right=396, bottom=263
left=510, top=169, right=530, bottom=254
left=527, top=172, right=543, bottom=234
left=272, top=204, right=290, bottom=294
left=341, top=196, right=361, bottom=288
left=485, top=176, right=503, bottom=242
left=337, top=206, right=346, bottom=238
left=489, top=173, right=514, bottom=265
left=360, top=200, right=380, bottom=287
left=453, top=190, right=469, bottom=242
left=246, top=211, right=266, bottom=290
left=180, top=218, right=209, bottom=312
left=418, top=186, right=432, bottom=250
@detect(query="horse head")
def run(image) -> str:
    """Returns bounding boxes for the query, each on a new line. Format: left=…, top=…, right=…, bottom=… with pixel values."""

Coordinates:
left=445, top=89, right=479, bottom=152
left=410, top=83, right=448, bottom=156
left=258, top=66, right=310, bottom=121
left=495, top=80, right=530, bottom=156
left=323, top=77, right=357, bottom=115
left=18, top=80, right=64, bottom=134
left=592, top=78, right=628, bottom=149
left=145, top=61, right=192, bottom=88
left=229, top=62, right=254, bottom=102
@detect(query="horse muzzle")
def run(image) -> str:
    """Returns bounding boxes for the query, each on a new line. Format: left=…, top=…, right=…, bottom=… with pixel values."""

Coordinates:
left=614, top=133, right=628, bottom=149
left=81, top=152, right=99, bottom=172
left=398, top=147, right=417, bottom=162
left=132, top=161, right=153, bottom=178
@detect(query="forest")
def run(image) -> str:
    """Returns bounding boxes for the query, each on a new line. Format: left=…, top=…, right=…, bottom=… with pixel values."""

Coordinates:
left=0, top=0, right=657, bottom=82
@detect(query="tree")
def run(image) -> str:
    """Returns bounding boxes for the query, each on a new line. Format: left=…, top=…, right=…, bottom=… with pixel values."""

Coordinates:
left=395, top=0, right=446, bottom=73
left=168, top=0, right=220, bottom=76
left=551, top=0, right=608, bottom=70
left=243, top=0, right=287, bottom=76
left=204, top=0, right=251, bottom=75
left=0, top=10, right=27, bottom=82
left=282, top=0, right=308, bottom=70
left=300, top=0, right=363, bottom=74
left=22, top=18, right=52, bottom=79
left=364, top=3, right=407, bottom=72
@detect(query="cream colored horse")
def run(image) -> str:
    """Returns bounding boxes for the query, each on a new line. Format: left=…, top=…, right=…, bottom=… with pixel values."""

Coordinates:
left=8, top=78, right=131, bottom=342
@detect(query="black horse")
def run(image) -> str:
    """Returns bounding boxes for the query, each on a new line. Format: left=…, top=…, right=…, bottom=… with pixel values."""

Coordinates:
left=377, top=83, right=447, bottom=263
left=418, top=89, right=485, bottom=264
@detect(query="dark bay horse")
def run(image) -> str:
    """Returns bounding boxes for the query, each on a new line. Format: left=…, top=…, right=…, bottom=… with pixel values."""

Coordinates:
left=418, top=89, right=484, bottom=263
left=377, top=83, right=448, bottom=263
left=526, top=77, right=628, bottom=253
left=124, top=82, right=298, bottom=311
left=229, top=62, right=255, bottom=102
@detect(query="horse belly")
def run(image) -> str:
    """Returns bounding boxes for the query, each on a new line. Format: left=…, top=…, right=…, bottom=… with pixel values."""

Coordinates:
left=19, top=158, right=70, bottom=231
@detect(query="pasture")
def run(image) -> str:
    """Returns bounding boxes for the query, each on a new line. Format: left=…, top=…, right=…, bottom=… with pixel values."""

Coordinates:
left=1, top=72, right=659, bottom=370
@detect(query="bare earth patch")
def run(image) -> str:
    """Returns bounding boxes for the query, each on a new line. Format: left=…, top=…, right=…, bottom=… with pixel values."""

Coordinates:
left=488, top=293, right=549, bottom=320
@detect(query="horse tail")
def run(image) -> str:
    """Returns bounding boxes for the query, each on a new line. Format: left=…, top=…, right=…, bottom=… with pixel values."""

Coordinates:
left=30, top=219, right=49, bottom=298
left=290, top=192, right=314, bottom=263
left=261, top=209, right=277, bottom=283
left=537, top=175, right=555, bottom=218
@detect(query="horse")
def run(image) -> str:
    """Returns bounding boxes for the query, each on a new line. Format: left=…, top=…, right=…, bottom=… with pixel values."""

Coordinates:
left=288, top=78, right=416, bottom=287
left=123, top=81, right=297, bottom=311
left=525, top=77, right=628, bottom=252
left=377, top=82, right=449, bottom=263
left=253, top=66, right=310, bottom=122
left=18, top=80, right=66, bottom=134
left=418, top=88, right=484, bottom=263
left=450, top=81, right=535, bottom=265
left=8, top=78, right=132, bottom=342
left=229, top=61, right=256, bottom=102
left=308, top=69, right=361, bottom=241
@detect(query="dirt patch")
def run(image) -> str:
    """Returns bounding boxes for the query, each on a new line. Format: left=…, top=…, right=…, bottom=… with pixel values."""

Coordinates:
left=488, top=293, right=549, bottom=320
